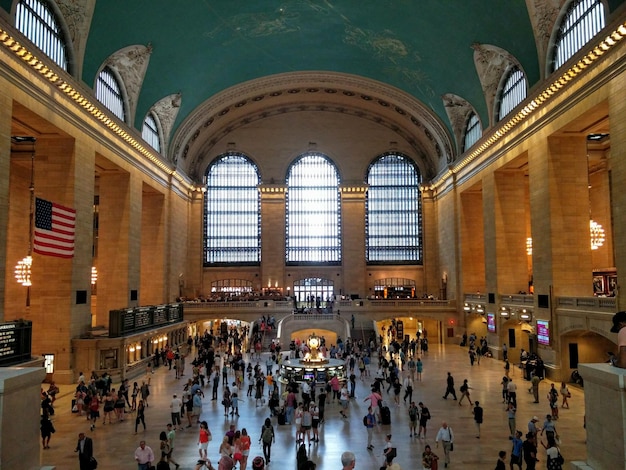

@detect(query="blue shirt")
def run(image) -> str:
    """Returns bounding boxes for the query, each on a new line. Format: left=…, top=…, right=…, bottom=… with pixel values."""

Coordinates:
left=511, top=437, right=523, bottom=457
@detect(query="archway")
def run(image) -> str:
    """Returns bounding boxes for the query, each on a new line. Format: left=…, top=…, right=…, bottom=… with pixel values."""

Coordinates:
left=560, top=329, right=615, bottom=383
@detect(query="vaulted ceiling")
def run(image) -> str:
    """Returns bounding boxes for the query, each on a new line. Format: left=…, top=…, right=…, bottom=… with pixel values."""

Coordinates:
left=2, top=0, right=625, bottom=181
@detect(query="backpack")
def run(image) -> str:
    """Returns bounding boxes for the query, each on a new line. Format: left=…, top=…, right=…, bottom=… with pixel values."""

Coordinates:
left=262, top=426, right=273, bottom=444
left=460, top=383, right=468, bottom=392
left=363, top=415, right=369, bottom=426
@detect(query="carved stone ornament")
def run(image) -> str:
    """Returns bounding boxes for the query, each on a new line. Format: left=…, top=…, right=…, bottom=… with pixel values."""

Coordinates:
left=525, top=0, right=564, bottom=79
left=151, top=93, right=182, bottom=162
left=472, top=43, right=518, bottom=127
left=104, top=44, right=153, bottom=124
left=55, top=0, right=96, bottom=77
left=442, top=93, right=474, bottom=159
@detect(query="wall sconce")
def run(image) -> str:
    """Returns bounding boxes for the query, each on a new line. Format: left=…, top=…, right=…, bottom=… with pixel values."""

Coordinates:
left=136, top=344, right=142, bottom=350
left=129, top=346, right=136, bottom=352
left=463, top=302, right=471, bottom=312
left=500, top=306, right=509, bottom=317
left=15, top=255, right=33, bottom=286
left=91, top=266, right=98, bottom=285
left=590, top=220, right=605, bottom=250
left=476, top=304, right=484, bottom=314
left=519, top=309, right=531, bottom=321
left=526, top=238, right=533, bottom=256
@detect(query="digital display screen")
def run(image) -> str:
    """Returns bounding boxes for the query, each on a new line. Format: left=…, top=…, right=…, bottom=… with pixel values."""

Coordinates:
left=303, top=372, right=315, bottom=382
left=537, top=320, right=550, bottom=345
left=487, top=313, right=496, bottom=333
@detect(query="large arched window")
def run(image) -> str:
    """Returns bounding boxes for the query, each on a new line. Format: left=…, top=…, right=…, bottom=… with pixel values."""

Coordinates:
left=463, top=112, right=482, bottom=152
left=142, top=112, right=161, bottom=152
left=15, top=0, right=69, bottom=71
left=497, top=66, right=527, bottom=121
left=286, top=153, right=341, bottom=264
left=553, top=0, right=605, bottom=71
left=96, top=66, right=126, bottom=122
left=366, top=153, right=422, bottom=263
left=204, top=153, right=261, bottom=265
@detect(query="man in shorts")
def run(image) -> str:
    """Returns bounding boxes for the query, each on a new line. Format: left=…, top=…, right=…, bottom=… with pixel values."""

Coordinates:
left=170, top=394, right=182, bottom=430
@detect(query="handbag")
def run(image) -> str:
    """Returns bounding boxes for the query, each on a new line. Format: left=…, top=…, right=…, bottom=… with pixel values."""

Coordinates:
left=90, top=456, right=98, bottom=469
left=450, top=443, right=454, bottom=451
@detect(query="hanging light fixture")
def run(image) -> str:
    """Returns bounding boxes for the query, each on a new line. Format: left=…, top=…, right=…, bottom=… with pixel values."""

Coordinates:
left=12, top=136, right=36, bottom=305
left=91, top=266, right=98, bottom=285
left=14, top=255, right=32, bottom=286
left=526, top=237, right=533, bottom=256
left=590, top=220, right=605, bottom=250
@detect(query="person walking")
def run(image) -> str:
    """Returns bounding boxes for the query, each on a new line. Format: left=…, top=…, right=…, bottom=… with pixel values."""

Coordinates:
left=435, top=421, right=454, bottom=468
left=507, top=378, right=517, bottom=408
left=506, top=402, right=517, bottom=437
left=166, top=423, right=181, bottom=469
left=260, top=417, right=275, bottom=464
left=509, top=430, right=523, bottom=470
left=408, top=401, right=419, bottom=437
left=170, top=394, right=183, bottom=431
left=418, top=401, right=431, bottom=439
left=531, top=373, right=541, bottom=403
left=134, top=440, right=155, bottom=470
left=381, top=434, right=396, bottom=469
left=416, top=358, right=424, bottom=381
left=522, top=432, right=539, bottom=470
left=135, top=399, right=146, bottom=434
left=422, top=444, right=439, bottom=469
left=458, top=379, right=473, bottom=406
left=341, top=451, right=356, bottom=470
left=548, top=384, right=559, bottom=419
left=75, top=432, right=94, bottom=470
left=40, top=414, right=55, bottom=449
left=365, top=405, right=376, bottom=450
left=472, top=401, right=483, bottom=438
left=495, top=450, right=507, bottom=470
left=559, top=382, right=570, bottom=409
left=442, top=372, right=457, bottom=400
left=545, top=435, right=564, bottom=470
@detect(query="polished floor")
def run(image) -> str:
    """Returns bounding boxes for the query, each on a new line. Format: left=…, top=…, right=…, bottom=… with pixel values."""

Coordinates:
left=42, top=344, right=587, bottom=469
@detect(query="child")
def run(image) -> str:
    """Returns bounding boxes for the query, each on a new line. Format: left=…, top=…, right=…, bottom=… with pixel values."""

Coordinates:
left=231, top=393, right=240, bottom=416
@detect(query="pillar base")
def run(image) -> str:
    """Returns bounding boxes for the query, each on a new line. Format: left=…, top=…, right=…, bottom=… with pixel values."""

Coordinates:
left=578, top=363, right=626, bottom=470
left=0, top=367, right=47, bottom=470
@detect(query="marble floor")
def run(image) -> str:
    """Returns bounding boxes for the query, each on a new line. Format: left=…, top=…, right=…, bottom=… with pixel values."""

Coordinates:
left=41, top=344, right=587, bottom=469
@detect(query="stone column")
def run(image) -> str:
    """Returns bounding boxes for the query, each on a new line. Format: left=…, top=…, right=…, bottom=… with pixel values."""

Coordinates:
left=260, top=185, right=286, bottom=293
left=340, top=186, right=367, bottom=298
left=460, top=189, right=485, bottom=294
left=573, top=363, right=626, bottom=470
left=140, top=190, right=165, bottom=304
left=0, top=367, right=47, bottom=470
left=0, top=93, right=11, bottom=320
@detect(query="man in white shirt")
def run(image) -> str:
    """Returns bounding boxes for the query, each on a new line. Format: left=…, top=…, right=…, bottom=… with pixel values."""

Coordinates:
left=435, top=421, right=454, bottom=468
left=134, top=440, right=154, bottom=470
left=170, top=394, right=183, bottom=430
left=507, top=378, right=518, bottom=407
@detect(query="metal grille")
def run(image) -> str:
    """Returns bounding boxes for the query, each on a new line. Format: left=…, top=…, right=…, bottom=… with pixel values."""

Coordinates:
left=554, top=0, right=605, bottom=70
left=204, top=153, right=261, bottom=265
left=286, top=153, right=341, bottom=264
left=142, top=113, right=161, bottom=152
left=463, top=113, right=482, bottom=152
left=498, top=67, right=527, bottom=121
left=96, top=67, right=125, bottom=122
left=366, top=153, right=422, bottom=263
left=15, top=0, right=68, bottom=71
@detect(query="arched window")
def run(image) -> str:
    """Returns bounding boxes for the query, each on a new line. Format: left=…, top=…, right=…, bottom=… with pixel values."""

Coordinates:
left=142, top=113, right=161, bottom=152
left=204, top=153, right=261, bottom=265
left=497, top=66, right=527, bottom=121
left=463, top=112, right=482, bottom=151
left=15, top=0, right=68, bottom=71
left=96, top=66, right=126, bottom=122
left=366, top=153, right=422, bottom=263
left=286, top=153, right=341, bottom=264
left=553, top=0, right=605, bottom=70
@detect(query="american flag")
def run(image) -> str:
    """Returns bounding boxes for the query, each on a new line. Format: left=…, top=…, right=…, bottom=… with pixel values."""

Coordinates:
left=33, top=198, right=76, bottom=258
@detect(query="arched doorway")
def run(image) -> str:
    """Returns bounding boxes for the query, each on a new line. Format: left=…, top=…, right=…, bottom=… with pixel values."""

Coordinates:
left=293, top=278, right=335, bottom=308
left=560, top=330, right=615, bottom=383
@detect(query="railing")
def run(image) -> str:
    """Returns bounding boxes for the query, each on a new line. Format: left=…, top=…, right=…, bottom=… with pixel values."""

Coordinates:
left=500, top=294, right=535, bottom=305
left=556, top=296, right=616, bottom=310
left=367, top=299, right=452, bottom=308
left=464, top=293, right=487, bottom=302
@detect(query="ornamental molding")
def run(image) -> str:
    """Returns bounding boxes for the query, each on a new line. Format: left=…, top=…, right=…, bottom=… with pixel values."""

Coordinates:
left=54, top=0, right=95, bottom=77
left=104, top=44, right=152, bottom=124
left=472, top=43, right=520, bottom=127
left=151, top=93, right=182, bottom=161
left=441, top=93, right=475, bottom=158
left=170, top=71, right=454, bottom=181
left=525, top=0, right=563, bottom=79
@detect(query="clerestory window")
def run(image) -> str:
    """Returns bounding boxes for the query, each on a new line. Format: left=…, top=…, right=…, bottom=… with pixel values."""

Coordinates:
left=366, top=153, right=422, bottom=264
left=286, top=153, right=341, bottom=264
left=95, top=66, right=126, bottom=122
left=204, top=153, right=261, bottom=265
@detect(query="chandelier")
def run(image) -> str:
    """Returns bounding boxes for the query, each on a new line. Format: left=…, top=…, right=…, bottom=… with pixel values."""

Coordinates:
left=91, top=266, right=98, bottom=285
left=14, top=255, right=32, bottom=286
left=590, top=220, right=605, bottom=250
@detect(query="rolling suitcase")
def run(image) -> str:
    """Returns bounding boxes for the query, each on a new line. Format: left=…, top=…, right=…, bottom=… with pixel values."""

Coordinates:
left=380, top=405, right=391, bottom=425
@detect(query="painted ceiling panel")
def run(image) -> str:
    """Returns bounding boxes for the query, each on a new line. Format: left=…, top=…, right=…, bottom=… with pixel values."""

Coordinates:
left=80, top=0, right=539, bottom=133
